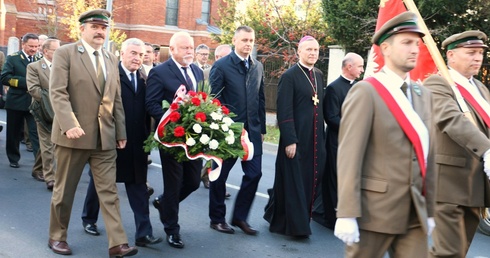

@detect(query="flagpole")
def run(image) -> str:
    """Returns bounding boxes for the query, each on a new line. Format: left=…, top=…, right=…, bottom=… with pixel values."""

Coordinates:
left=402, top=0, right=476, bottom=125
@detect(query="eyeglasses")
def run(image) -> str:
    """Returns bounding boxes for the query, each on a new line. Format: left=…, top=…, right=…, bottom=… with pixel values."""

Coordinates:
left=197, top=53, right=209, bottom=56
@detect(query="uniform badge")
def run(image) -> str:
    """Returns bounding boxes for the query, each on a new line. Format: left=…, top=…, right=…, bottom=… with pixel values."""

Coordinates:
left=41, top=63, right=47, bottom=69
left=413, top=84, right=422, bottom=96
left=78, top=45, right=85, bottom=53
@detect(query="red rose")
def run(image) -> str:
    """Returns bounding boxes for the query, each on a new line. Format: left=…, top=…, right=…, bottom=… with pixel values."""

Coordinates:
left=195, top=112, right=207, bottom=122
left=198, top=91, right=208, bottom=101
left=191, top=97, right=201, bottom=106
left=221, top=106, right=230, bottom=115
left=170, top=103, right=179, bottom=110
left=173, top=126, right=185, bottom=137
left=169, top=111, right=181, bottom=122
left=212, top=98, right=221, bottom=106
left=188, top=91, right=197, bottom=97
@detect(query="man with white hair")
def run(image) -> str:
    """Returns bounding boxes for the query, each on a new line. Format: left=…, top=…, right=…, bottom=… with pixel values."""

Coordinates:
left=146, top=31, right=204, bottom=249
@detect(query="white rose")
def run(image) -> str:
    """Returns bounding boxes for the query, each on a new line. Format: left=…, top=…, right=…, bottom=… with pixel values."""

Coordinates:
left=210, top=122, right=219, bottom=130
left=210, top=112, right=222, bottom=121
left=225, top=135, right=235, bottom=145
left=209, top=139, right=219, bottom=150
left=228, top=130, right=235, bottom=136
left=200, top=134, right=210, bottom=145
left=186, top=137, right=196, bottom=146
left=221, top=124, right=229, bottom=132
left=192, top=124, right=202, bottom=133
left=222, top=117, right=234, bottom=126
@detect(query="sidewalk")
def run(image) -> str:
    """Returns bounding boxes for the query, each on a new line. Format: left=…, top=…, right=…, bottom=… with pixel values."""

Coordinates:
left=264, top=112, right=278, bottom=154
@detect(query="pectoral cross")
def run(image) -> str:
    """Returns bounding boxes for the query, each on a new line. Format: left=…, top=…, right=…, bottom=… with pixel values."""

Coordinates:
left=312, top=94, right=319, bottom=106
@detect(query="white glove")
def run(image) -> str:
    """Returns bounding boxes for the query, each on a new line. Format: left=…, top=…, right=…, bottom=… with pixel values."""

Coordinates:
left=427, top=217, right=435, bottom=236
left=334, top=218, right=360, bottom=246
left=483, top=149, right=490, bottom=179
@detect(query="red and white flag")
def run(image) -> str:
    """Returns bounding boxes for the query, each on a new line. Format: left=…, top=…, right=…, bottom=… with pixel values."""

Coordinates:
left=364, top=0, right=437, bottom=82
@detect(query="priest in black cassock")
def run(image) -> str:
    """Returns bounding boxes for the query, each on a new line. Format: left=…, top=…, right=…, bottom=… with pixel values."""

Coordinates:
left=264, top=36, right=326, bottom=237
left=322, top=53, right=364, bottom=229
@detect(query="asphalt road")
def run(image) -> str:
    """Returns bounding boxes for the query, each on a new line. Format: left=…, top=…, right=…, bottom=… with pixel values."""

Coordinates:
left=0, top=108, right=489, bottom=258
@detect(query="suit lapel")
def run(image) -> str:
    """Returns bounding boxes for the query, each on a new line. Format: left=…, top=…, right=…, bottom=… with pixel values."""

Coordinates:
left=40, top=59, right=50, bottom=82
left=168, top=61, right=188, bottom=87
left=77, top=43, right=100, bottom=93
left=20, top=51, right=30, bottom=66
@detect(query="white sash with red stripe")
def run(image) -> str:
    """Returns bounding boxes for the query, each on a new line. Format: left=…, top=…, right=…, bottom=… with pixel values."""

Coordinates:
left=367, top=71, right=429, bottom=178
left=451, top=69, right=490, bottom=128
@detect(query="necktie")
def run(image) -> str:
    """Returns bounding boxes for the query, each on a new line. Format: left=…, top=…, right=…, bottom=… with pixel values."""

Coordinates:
left=28, top=55, right=33, bottom=62
left=181, top=67, right=194, bottom=91
left=244, top=59, right=249, bottom=70
left=130, top=72, right=137, bottom=91
left=401, top=82, right=408, bottom=97
left=94, top=51, right=105, bottom=92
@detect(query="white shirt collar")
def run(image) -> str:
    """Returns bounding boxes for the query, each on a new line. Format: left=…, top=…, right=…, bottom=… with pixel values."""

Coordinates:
left=44, top=58, right=52, bottom=67
left=298, top=61, right=314, bottom=70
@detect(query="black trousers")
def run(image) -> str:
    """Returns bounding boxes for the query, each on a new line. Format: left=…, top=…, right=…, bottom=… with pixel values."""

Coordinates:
left=156, top=150, right=201, bottom=235
left=6, top=109, right=38, bottom=163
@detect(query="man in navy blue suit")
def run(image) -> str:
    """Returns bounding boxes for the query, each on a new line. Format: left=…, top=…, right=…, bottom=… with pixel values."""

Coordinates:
left=208, top=25, right=266, bottom=235
left=145, top=31, right=204, bottom=249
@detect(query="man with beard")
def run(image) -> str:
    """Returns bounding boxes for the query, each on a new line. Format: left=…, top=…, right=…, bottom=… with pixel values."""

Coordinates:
left=48, top=9, right=137, bottom=257
left=334, top=12, right=436, bottom=257
left=146, top=31, right=204, bottom=249
left=323, top=52, right=364, bottom=229
left=264, top=35, right=326, bottom=237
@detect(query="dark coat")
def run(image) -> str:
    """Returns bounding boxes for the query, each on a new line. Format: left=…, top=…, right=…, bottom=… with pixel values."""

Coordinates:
left=1, top=51, right=40, bottom=111
left=116, top=63, right=151, bottom=184
left=146, top=59, right=204, bottom=122
left=209, top=51, right=266, bottom=156
left=322, top=75, right=354, bottom=227
left=264, top=64, right=326, bottom=236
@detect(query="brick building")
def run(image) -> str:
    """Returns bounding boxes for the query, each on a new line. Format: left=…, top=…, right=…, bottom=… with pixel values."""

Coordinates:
left=0, top=0, right=224, bottom=57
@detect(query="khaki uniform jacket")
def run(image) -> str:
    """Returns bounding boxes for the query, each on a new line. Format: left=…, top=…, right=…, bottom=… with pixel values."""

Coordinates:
left=27, top=58, right=50, bottom=102
left=50, top=41, right=126, bottom=150
left=337, top=76, right=435, bottom=235
left=425, top=75, right=490, bottom=207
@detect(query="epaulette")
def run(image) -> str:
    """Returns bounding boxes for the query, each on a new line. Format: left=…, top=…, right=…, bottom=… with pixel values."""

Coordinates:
left=9, top=52, right=19, bottom=56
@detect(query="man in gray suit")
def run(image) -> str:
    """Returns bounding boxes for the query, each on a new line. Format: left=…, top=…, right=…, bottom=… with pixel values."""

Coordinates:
left=426, top=30, right=490, bottom=258
left=334, top=12, right=436, bottom=257
left=48, top=9, right=137, bottom=257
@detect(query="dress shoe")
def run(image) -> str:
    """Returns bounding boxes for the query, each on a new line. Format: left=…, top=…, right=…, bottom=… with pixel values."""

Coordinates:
left=152, top=195, right=162, bottom=210
left=31, top=171, right=45, bottom=181
left=9, top=162, right=19, bottom=168
left=231, top=220, right=258, bottom=235
left=147, top=186, right=154, bottom=197
left=46, top=180, right=55, bottom=190
left=0, top=125, right=3, bottom=132
left=83, top=222, right=100, bottom=236
left=147, top=158, right=152, bottom=165
left=48, top=239, right=72, bottom=255
left=166, top=234, right=184, bottom=249
left=210, top=222, right=235, bottom=234
left=225, top=192, right=231, bottom=199
left=109, top=244, right=138, bottom=258
left=135, top=235, right=163, bottom=247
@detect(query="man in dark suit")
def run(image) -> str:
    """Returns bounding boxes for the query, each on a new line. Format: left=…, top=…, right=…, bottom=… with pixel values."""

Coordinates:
left=48, top=9, right=137, bottom=257
left=426, top=30, right=490, bottom=258
left=80, top=38, right=162, bottom=247
left=1, top=33, right=40, bottom=170
left=146, top=31, right=204, bottom=249
left=208, top=25, right=266, bottom=235
left=322, top=52, right=364, bottom=229
left=26, top=38, right=60, bottom=190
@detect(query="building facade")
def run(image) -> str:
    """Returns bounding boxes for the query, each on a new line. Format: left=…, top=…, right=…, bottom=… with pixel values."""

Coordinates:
left=0, top=0, right=224, bottom=56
